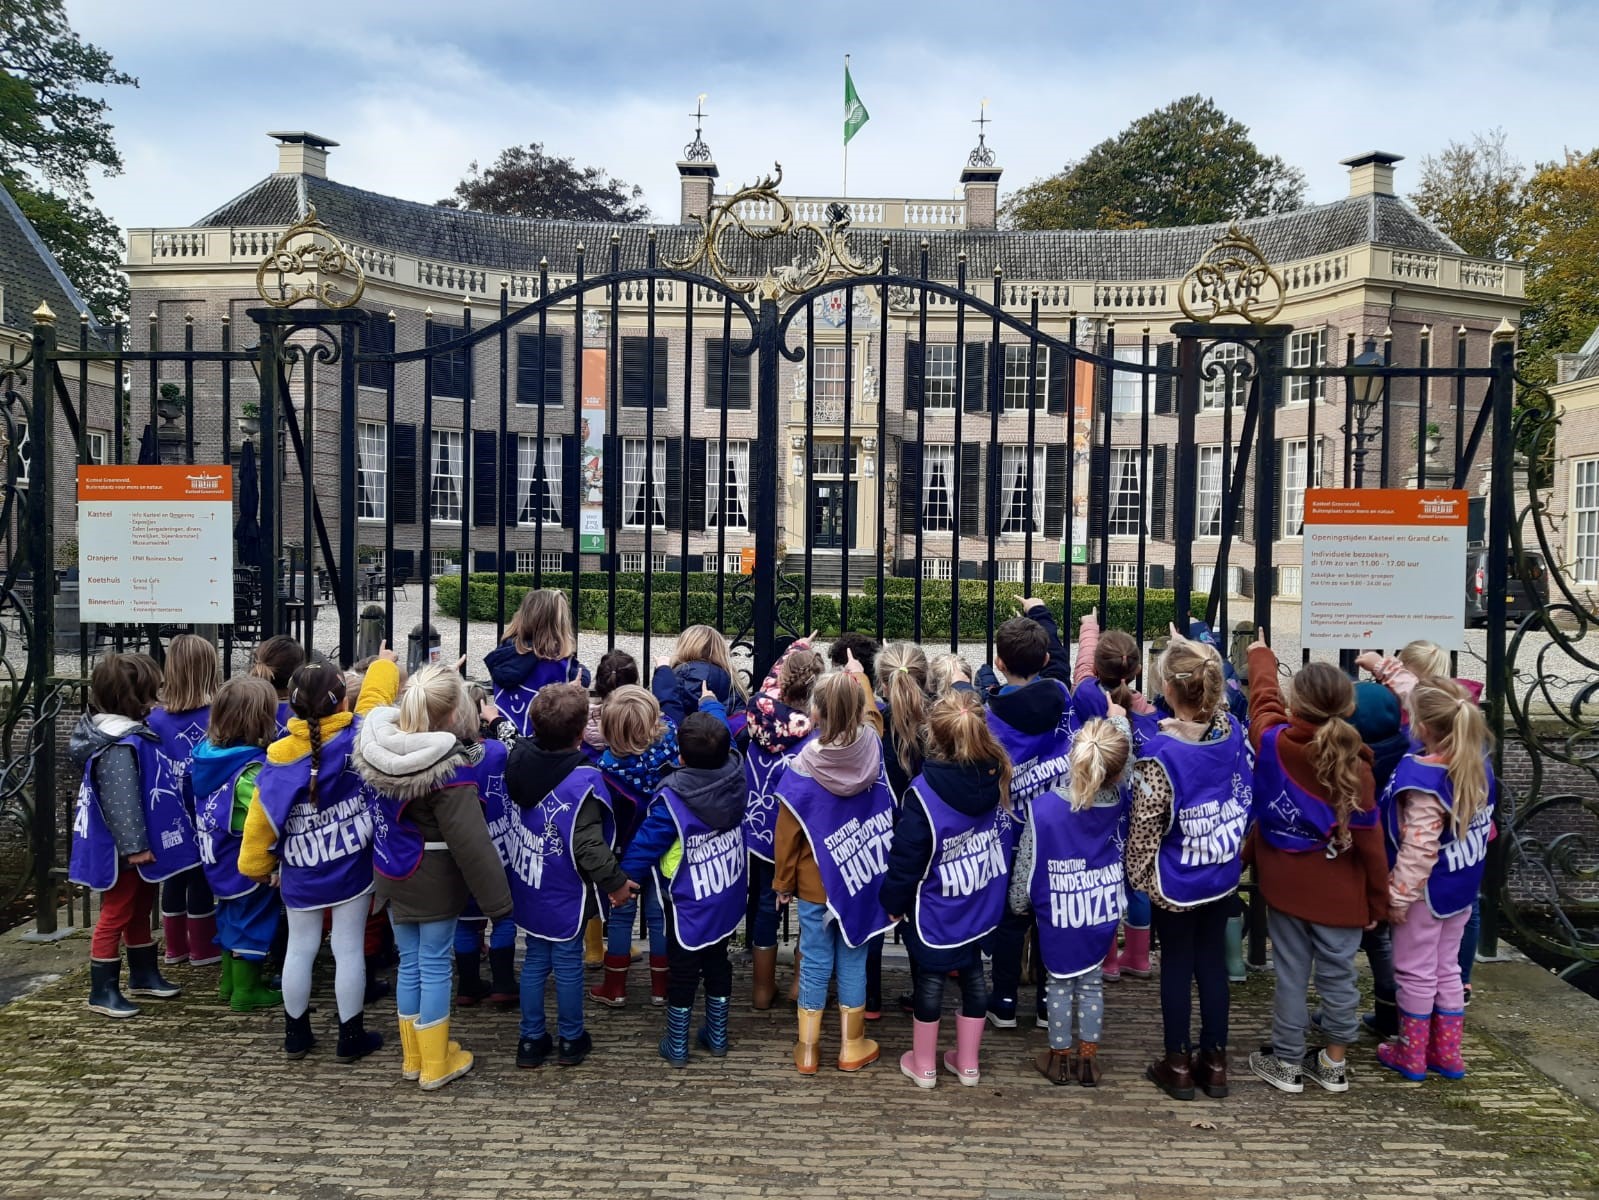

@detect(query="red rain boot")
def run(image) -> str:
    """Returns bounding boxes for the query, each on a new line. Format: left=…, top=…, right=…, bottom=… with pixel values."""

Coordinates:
left=187, top=914, right=222, bottom=966
left=1427, top=1009, right=1467, bottom=1079
left=1101, top=936, right=1122, bottom=982
left=162, top=915, right=189, bottom=965
left=1119, top=925, right=1152, bottom=978
left=588, top=954, right=631, bottom=1008
left=1376, top=1009, right=1430, bottom=1082
left=649, top=954, right=670, bottom=1007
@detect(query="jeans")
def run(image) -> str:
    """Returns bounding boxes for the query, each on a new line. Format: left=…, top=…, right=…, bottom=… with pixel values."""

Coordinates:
left=453, top=914, right=517, bottom=954
left=666, top=935, right=733, bottom=1008
left=1126, top=889, right=1152, bottom=928
left=392, top=916, right=456, bottom=1025
left=796, top=899, right=867, bottom=1009
left=606, top=879, right=666, bottom=957
left=90, top=870, right=157, bottom=960
left=1045, top=973, right=1104, bottom=1048
left=911, top=944, right=988, bottom=1023
left=160, top=867, right=216, bottom=919
left=216, top=888, right=280, bottom=960
left=986, top=908, right=1045, bottom=1015
left=1362, top=923, right=1397, bottom=1009
left=1267, top=908, right=1363, bottom=1060
left=746, top=857, right=780, bottom=948
left=1460, top=896, right=1482, bottom=984
left=1151, top=899, right=1232, bottom=1054
left=1393, top=904, right=1471, bottom=1015
left=520, top=932, right=586, bottom=1041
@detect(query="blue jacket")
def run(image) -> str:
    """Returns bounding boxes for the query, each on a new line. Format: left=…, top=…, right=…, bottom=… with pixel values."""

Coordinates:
left=619, top=755, right=746, bottom=882
left=484, top=641, right=590, bottom=692
left=659, top=660, right=735, bottom=720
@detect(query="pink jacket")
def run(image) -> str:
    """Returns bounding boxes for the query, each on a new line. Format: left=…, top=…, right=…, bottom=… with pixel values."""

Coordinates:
left=1075, top=615, right=1157, bottom=713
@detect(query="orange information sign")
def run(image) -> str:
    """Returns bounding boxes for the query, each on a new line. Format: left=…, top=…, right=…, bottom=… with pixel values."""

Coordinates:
left=739, top=546, right=755, bottom=576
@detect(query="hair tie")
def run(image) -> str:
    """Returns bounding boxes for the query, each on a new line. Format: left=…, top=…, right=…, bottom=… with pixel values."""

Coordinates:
left=896, top=666, right=910, bottom=675
left=1171, top=670, right=1193, bottom=680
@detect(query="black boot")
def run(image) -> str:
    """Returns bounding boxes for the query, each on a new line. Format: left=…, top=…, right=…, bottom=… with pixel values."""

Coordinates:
left=87, top=957, right=141, bottom=1019
left=125, top=944, right=181, bottom=998
left=284, top=1011, right=316, bottom=1060
left=488, top=945, right=519, bottom=1008
left=455, top=948, right=489, bottom=1007
left=363, top=954, right=390, bottom=1004
left=335, top=1013, right=384, bottom=1063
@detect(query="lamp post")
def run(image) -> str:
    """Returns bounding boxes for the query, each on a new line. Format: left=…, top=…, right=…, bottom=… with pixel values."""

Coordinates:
left=1346, top=336, right=1386, bottom=487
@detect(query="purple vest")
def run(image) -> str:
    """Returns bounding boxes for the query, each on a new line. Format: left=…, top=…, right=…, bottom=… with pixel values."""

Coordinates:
left=147, top=706, right=211, bottom=782
left=775, top=769, right=895, bottom=948
left=194, top=752, right=264, bottom=899
left=657, top=786, right=748, bottom=951
left=988, top=683, right=1075, bottom=816
left=492, top=654, right=582, bottom=737
left=1070, top=682, right=1160, bottom=749
left=473, top=740, right=513, bottom=869
left=906, top=778, right=1008, bottom=951
left=1254, top=725, right=1378, bottom=855
left=69, top=733, right=198, bottom=890
left=743, top=732, right=815, bottom=864
left=504, top=765, right=614, bottom=942
left=275, top=701, right=291, bottom=738
left=603, top=773, right=650, bottom=850
left=1029, top=786, right=1129, bottom=978
left=1146, top=717, right=1252, bottom=907
left=1382, top=755, right=1497, bottom=918
left=256, top=723, right=376, bottom=910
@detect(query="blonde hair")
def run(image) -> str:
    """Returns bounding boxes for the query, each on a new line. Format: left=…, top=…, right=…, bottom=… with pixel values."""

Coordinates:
left=506, top=589, right=576, bottom=660
left=1068, top=717, right=1131, bottom=811
left=600, top=684, right=667, bottom=757
left=1158, top=634, right=1225, bottom=721
left=811, top=671, right=869, bottom=748
left=926, top=690, right=1012, bottom=808
left=673, top=624, right=746, bottom=700
left=1399, top=639, right=1449, bottom=681
left=163, top=633, right=220, bottom=714
left=778, top=648, right=825, bottom=708
left=1290, top=661, right=1365, bottom=851
left=399, top=664, right=478, bottom=741
left=876, top=642, right=929, bottom=780
left=926, top=652, right=971, bottom=697
left=1409, top=678, right=1493, bottom=837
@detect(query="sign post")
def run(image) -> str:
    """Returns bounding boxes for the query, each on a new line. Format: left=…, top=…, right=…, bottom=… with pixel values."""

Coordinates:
left=579, top=348, right=607, bottom=555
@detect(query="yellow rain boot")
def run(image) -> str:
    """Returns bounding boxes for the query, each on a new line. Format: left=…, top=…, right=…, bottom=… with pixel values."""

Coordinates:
left=416, top=1016, right=474, bottom=1091
left=398, top=1014, right=421, bottom=1081
left=837, top=1004, right=880, bottom=1072
left=793, top=1007, right=824, bottom=1075
left=584, top=917, right=604, bottom=969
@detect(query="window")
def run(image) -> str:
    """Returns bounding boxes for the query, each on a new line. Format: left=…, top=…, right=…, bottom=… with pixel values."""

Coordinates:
left=1003, top=345, right=1048, bottom=411
left=358, top=422, right=386, bottom=521
left=925, top=344, right=956, bottom=410
left=623, top=437, right=666, bottom=528
left=1574, top=459, right=1599, bottom=583
left=541, top=551, right=563, bottom=575
left=922, top=557, right=952, bottom=581
left=922, top=445, right=954, bottom=531
left=707, top=440, right=750, bottom=530
left=721, top=552, right=744, bottom=575
left=516, top=435, right=562, bottom=526
left=1278, top=565, right=1303, bottom=597
left=429, top=430, right=464, bottom=522
left=430, top=552, right=458, bottom=577
left=1287, top=329, right=1327, bottom=404
left=813, top=345, right=847, bottom=421
left=1282, top=438, right=1323, bottom=539
left=85, top=431, right=107, bottom=465
left=1105, top=562, right=1147, bottom=588
left=1197, top=445, right=1224, bottom=539
left=1194, top=564, right=1245, bottom=596
left=1108, top=448, right=1146, bottom=538
left=812, top=441, right=852, bottom=476
left=515, top=550, right=538, bottom=574
left=995, top=559, right=1047, bottom=584
left=999, top=446, right=1046, bottom=534
left=621, top=552, right=669, bottom=574
left=1110, top=347, right=1147, bottom=415
left=1201, top=341, right=1248, bottom=410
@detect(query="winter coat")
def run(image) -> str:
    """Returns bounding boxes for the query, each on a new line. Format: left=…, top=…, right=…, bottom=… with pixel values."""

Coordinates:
left=505, top=741, right=628, bottom=901
left=69, top=713, right=157, bottom=858
left=660, top=660, right=735, bottom=719
left=483, top=642, right=590, bottom=694
left=620, top=755, right=747, bottom=882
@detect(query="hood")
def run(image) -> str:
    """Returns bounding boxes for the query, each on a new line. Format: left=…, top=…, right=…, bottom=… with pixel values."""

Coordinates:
left=676, top=661, right=733, bottom=706
left=507, top=742, right=590, bottom=808
left=189, top=741, right=265, bottom=796
left=1350, top=682, right=1402, bottom=743
left=920, top=758, right=1006, bottom=817
left=485, top=641, right=547, bottom=690
left=69, top=712, right=155, bottom=767
left=794, top=729, right=882, bottom=797
left=746, top=691, right=814, bottom=754
left=669, top=755, right=746, bottom=831
left=354, top=707, right=467, bottom=801
left=988, top=678, right=1067, bottom=736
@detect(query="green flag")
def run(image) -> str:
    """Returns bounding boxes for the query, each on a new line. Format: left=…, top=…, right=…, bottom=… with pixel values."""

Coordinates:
left=844, top=63, right=869, bottom=145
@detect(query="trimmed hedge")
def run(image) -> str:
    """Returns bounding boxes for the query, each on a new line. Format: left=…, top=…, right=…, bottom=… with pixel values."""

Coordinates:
left=435, top=573, right=1206, bottom=640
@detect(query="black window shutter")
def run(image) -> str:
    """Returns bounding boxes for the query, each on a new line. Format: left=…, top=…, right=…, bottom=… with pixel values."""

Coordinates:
left=1154, top=343, right=1175, bottom=415
left=653, top=339, right=669, bottom=407
left=428, top=322, right=466, bottom=397
left=1271, top=438, right=1284, bottom=542
left=392, top=549, right=415, bottom=577
left=688, top=440, right=708, bottom=532
left=963, top=343, right=987, bottom=412
left=473, top=550, right=497, bottom=572
left=665, top=436, right=683, bottom=529
left=959, top=443, right=983, bottom=536
left=472, top=430, right=497, bottom=528
left=958, top=560, right=981, bottom=580
left=904, top=341, right=924, bottom=413
left=358, top=310, right=394, bottom=389
left=1149, top=563, right=1167, bottom=588
left=1150, top=445, right=1169, bottom=541
left=392, top=422, right=417, bottom=524
left=1086, top=561, right=1102, bottom=586
left=545, top=333, right=565, bottom=403
left=704, top=339, right=751, bottom=410
left=1044, top=443, right=1067, bottom=537
left=502, top=550, right=518, bottom=572
left=602, top=434, right=620, bottom=530
left=515, top=333, right=564, bottom=407
left=1043, top=562, right=1065, bottom=583
left=898, top=442, right=921, bottom=536
left=1086, top=442, right=1108, bottom=544
left=622, top=337, right=645, bottom=408
left=502, top=432, right=519, bottom=525
left=561, top=552, right=578, bottom=572
left=561, top=434, right=580, bottom=529
left=1046, top=345, right=1068, bottom=415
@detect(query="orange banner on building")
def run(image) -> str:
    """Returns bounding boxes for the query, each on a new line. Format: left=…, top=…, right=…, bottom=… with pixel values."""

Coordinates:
left=1303, top=488, right=1468, bottom=527
left=77, top=464, right=234, bottom=502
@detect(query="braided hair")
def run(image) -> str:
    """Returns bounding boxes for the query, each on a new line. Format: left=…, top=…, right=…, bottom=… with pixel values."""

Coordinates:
left=287, top=662, right=347, bottom=807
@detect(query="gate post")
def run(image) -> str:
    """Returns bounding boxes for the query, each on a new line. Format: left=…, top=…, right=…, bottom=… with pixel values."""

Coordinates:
left=255, top=324, right=282, bottom=641
left=28, top=307, right=60, bottom=937
left=751, top=297, right=781, bottom=680
left=1252, top=330, right=1287, bottom=641
left=337, top=323, right=358, bottom=666
left=1172, top=334, right=1201, bottom=625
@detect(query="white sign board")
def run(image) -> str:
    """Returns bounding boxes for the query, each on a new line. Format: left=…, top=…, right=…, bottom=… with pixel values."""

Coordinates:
left=1301, top=488, right=1468, bottom=650
left=78, top=465, right=234, bottom=623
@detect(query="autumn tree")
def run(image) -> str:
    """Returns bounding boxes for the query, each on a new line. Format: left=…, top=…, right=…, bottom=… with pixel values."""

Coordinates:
left=1001, top=95, right=1306, bottom=231
left=1409, top=129, right=1527, bottom=261
left=1517, top=150, right=1599, bottom=385
left=439, top=143, right=649, bottom=222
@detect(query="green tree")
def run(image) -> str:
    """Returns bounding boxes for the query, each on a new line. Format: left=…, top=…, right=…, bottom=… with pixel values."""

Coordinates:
left=1516, top=150, right=1599, bottom=386
left=1, top=0, right=137, bottom=326
left=439, top=143, right=649, bottom=222
left=1409, top=129, right=1527, bottom=261
left=1000, top=95, right=1306, bottom=231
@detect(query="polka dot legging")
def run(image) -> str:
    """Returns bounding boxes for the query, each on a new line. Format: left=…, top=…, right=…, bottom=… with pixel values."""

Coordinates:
left=1046, top=972, right=1104, bottom=1048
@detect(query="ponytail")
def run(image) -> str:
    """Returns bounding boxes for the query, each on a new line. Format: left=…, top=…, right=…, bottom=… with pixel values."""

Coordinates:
left=1069, top=718, right=1131, bottom=811
left=1409, top=678, right=1492, bottom=837
left=876, top=642, right=929, bottom=781
left=287, top=662, right=346, bottom=808
left=306, top=714, right=325, bottom=807
left=926, top=690, right=1013, bottom=810
left=1094, top=630, right=1141, bottom=712
left=1292, top=661, right=1365, bottom=851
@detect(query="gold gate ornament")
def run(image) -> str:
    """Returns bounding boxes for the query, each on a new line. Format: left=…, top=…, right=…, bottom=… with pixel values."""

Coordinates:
left=1178, top=222, right=1285, bottom=326
left=255, top=204, right=367, bottom=309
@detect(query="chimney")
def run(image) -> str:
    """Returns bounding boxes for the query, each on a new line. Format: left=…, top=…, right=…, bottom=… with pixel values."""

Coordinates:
left=678, top=159, right=718, bottom=225
left=269, top=131, right=338, bottom=179
left=961, top=164, right=1002, bottom=230
left=1340, top=151, right=1403, bottom=198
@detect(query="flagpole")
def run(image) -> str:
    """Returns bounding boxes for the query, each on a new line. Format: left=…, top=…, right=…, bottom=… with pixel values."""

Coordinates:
left=842, top=54, right=849, bottom=198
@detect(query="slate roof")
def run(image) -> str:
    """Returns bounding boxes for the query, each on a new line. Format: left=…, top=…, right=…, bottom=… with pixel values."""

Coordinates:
left=195, top=171, right=1467, bottom=282
left=0, top=184, right=108, bottom=343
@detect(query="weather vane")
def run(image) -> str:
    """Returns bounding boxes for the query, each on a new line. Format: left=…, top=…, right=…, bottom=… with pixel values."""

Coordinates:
left=685, top=93, right=712, bottom=162
left=968, top=98, right=995, bottom=168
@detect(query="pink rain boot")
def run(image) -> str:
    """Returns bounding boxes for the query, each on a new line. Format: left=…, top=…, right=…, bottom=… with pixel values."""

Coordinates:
left=943, top=1014, right=985, bottom=1086
left=162, top=915, right=189, bottom=965
left=1376, top=1009, right=1430, bottom=1082
left=899, top=1018, right=940, bottom=1089
left=1119, top=925, right=1152, bottom=978
left=1101, top=932, right=1122, bottom=982
left=187, top=914, right=222, bottom=966
left=1427, top=1009, right=1467, bottom=1079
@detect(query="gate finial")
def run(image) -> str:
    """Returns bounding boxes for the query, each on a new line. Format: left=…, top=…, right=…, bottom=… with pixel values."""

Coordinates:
left=254, top=203, right=367, bottom=309
left=1178, top=222, right=1285, bottom=326
left=31, top=301, right=56, bottom=326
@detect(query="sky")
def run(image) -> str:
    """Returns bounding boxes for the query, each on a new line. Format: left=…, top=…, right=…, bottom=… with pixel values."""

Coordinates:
left=60, top=0, right=1599, bottom=233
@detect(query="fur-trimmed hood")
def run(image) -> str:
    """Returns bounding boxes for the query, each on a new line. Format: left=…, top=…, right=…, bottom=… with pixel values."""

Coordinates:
left=354, top=706, right=469, bottom=802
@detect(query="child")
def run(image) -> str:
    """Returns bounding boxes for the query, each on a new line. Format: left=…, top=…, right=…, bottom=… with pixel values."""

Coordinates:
left=1348, top=680, right=1409, bottom=1038
left=744, top=638, right=823, bottom=1009
left=150, top=633, right=223, bottom=968
left=1376, top=678, right=1497, bottom=1083
left=926, top=652, right=973, bottom=699
left=486, top=588, right=590, bottom=737
left=665, top=624, right=747, bottom=718
left=1015, top=713, right=1132, bottom=1086
left=590, top=684, right=680, bottom=1007
left=190, top=676, right=283, bottom=1012
left=240, top=652, right=401, bottom=1062
left=1127, top=629, right=1251, bottom=1101
left=881, top=690, right=1011, bottom=1089
left=620, top=712, right=748, bottom=1066
left=69, top=653, right=196, bottom=1018
left=829, top=632, right=881, bottom=690
left=251, top=634, right=306, bottom=734
left=357, top=665, right=514, bottom=1090
left=774, top=670, right=895, bottom=1075
left=1358, top=640, right=1486, bottom=709
left=584, top=649, right=641, bottom=758
left=976, top=597, right=1072, bottom=691
left=504, top=683, right=636, bottom=1069
left=453, top=683, right=522, bottom=1009
left=1243, top=642, right=1389, bottom=1094
left=875, top=642, right=930, bottom=799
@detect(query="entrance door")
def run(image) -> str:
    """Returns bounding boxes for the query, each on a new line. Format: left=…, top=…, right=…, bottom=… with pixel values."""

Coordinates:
left=811, top=482, right=856, bottom=550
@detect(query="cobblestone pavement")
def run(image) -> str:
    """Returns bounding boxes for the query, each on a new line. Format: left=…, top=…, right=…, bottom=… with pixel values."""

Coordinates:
left=3, top=949, right=1598, bottom=1200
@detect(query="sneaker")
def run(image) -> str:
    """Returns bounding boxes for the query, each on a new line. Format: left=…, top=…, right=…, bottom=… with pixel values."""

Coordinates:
left=1247, top=1048, right=1304, bottom=1094
left=1302, top=1049, right=1349, bottom=1093
left=557, top=1031, right=593, bottom=1067
left=985, top=1002, right=1018, bottom=1030
left=517, top=1034, right=553, bottom=1070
